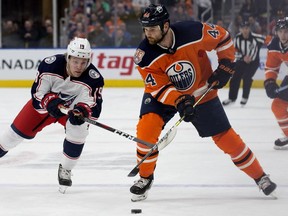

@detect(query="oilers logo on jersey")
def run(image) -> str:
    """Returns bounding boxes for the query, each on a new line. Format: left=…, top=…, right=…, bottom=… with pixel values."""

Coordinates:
left=166, top=61, right=196, bottom=91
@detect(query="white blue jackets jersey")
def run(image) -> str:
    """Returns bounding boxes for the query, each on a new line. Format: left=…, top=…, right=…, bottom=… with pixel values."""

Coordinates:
left=31, top=54, right=104, bottom=119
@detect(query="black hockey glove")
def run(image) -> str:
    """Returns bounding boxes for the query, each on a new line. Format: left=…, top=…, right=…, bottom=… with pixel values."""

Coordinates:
left=175, top=94, right=195, bottom=122
left=264, top=79, right=279, bottom=99
left=208, top=59, right=235, bottom=89
left=69, top=103, right=92, bottom=125
left=41, top=93, right=66, bottom=118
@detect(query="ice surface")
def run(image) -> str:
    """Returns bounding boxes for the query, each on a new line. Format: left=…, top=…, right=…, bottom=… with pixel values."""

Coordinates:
left=0, top=88, right=287, bottom=216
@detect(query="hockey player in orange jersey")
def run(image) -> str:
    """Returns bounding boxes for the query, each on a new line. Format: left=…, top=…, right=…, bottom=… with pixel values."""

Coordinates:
left=264, top=17, right=288, bottom=149
left=130, top=4, right=277, bottom=202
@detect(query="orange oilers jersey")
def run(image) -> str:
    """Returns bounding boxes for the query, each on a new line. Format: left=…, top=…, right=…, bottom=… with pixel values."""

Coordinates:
left=133, top=20, right=235, bottom=107
left=265, top=37, right=288, bottom=80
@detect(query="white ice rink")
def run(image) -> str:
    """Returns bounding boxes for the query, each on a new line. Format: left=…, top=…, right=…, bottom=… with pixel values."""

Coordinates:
left=0, top=87, right=287, bottom=216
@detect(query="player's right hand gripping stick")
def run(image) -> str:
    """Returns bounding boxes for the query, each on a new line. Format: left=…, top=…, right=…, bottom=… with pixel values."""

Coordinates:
left=264, top=79, right=279, bottom=99
left=175, top=94, right=195, bottom=122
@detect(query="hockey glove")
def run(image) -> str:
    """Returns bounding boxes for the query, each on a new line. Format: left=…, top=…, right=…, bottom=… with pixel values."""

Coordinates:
left=41, top=93, right=66, bottom=118
left=264, top=79, right=279, bottom=99
left=208, top=59, right=235, bottom=89
left=175, top=94, right=195, bottom=122
left=68, top=102, right=92, bottom=125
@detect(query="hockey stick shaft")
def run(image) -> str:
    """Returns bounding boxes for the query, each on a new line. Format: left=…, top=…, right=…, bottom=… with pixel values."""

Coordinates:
left=60, top=108, right=154, bottom=148
left=157, top=82, right=216, bottom=150
left=127, top=83, right=216, bottom=177
left=84, top=117, right=155, bottom=148
left=275, top=84, right=288, bottom=93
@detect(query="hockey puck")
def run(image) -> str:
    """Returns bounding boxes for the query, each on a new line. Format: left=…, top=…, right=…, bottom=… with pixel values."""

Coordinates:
left=131, top=209, right=142, bottom=214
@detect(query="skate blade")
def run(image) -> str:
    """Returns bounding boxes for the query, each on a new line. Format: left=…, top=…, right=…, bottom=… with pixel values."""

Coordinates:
left=58, top=185, right=69, bottom=194
left=274, top=145, right=288, bottom=150
left=269, top=191, right=278, bottom=200
left=131, top=192, right=148, bottom=202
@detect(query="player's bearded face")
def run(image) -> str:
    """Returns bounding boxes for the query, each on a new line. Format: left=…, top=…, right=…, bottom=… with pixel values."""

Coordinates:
left=144, top=26, right=166, bottom=45
left=277, top=29, right=288, bottom=46
left=67, top=56, right=89, bottom=77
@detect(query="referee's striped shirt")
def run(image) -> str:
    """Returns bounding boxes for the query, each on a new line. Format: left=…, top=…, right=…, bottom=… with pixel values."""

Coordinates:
left=234, top=32, right=266, bottom=62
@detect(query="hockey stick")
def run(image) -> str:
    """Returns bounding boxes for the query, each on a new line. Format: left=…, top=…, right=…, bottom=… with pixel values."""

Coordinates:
left=60, top=107, right=180, bottom=150
left=275, top=84, right=288, bottom=93
left=60, top=107, right=155, bottom=148
left=127, top=83, right=216, bottom=177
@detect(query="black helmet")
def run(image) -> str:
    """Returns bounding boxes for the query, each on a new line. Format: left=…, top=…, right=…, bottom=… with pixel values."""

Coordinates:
left=139, top=4, right=169, bottom=28
left=240, top=21, right=250, bottom=28
left=275, top=17, right=288, bottom=31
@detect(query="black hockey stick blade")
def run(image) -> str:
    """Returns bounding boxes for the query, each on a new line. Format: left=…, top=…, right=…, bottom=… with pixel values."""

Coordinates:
left=128, top=167, right=139, bottom=177
left=127, top=146, right=157, bottom=177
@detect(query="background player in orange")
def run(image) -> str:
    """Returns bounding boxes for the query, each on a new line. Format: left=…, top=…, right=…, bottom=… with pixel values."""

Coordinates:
left=264, top=17, right=288, bottom=149
left=130, top=4, right=277, bottom=202
left=0, top=37, right=104, bottom=193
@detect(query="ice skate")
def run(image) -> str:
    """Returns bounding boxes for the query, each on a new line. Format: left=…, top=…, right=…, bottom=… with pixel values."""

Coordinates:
left=130, top=175, right=153, bottom=202
left=256, top=174, right=277, bottom=198
left=0, top=147, right=8, bottom=157
left=274, top=136, right=288, bottom=150
left=58, top=164, right=72, bottom=194
left=222, top=99, right=235, bottom=106
left=240, top=98, right=248, bottom=107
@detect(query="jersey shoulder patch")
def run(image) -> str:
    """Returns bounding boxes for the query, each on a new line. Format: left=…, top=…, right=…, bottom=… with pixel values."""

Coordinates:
left=38, top=54, right=66, bottom=77
left=88, top=69, right=101, bottom=79
left=134, top=39, right=165, bottom=67
left=44, top=55, right=57, bottom=64
left=87, top=64, right=103, bottom=81
left=134, top=48, right=145, bottom=65
left=78, top=64, right=104, bottom=88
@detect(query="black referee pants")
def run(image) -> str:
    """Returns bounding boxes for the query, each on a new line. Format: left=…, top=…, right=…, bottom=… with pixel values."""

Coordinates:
left=228, top=60, right=259, bottom=101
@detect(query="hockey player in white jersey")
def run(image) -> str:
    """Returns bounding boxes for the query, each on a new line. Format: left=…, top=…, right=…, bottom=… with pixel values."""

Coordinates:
left=0, top=37, right=104, bottom=193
